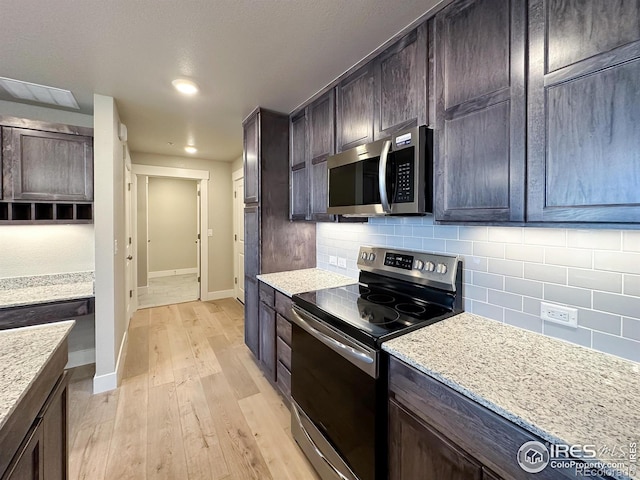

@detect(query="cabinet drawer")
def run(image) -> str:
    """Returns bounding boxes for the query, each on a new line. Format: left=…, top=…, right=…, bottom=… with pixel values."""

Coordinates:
left=259, top=282, right=275, bottom=307
left=0, top=297, right=94, bottom=331
left=274, top=291, right=292, bottom=320
left=277, top=336, right=291, bottom=371
left=276, top=314, right=292, bottom=346
left=276, top=361, right=291, bottom=401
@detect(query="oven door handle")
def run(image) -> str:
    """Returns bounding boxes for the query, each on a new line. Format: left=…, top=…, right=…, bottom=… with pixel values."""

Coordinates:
left=291, top=306, right=377, bottom=376
left=378, top=139, right=392, bottom=214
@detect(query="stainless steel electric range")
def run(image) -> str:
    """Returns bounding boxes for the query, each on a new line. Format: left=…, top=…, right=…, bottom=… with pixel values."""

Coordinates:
left=290, top=246, right=463, bottom=480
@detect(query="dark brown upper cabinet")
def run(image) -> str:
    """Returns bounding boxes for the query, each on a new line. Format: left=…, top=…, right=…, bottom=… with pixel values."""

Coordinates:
left=374, top=23, right=428, bottom=141
left=336, top=26, right=429, bottom=153
left=2, top=126, right=93, bottom=202
left=289, top=90, right=336, bottom=222
left=434, top=0, right=526, bottom=223
left=527, top=0, right=640, bottom=223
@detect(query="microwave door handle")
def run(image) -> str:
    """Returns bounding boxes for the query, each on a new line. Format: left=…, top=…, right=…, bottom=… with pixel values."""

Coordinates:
left=378, top=140, right=392, bottom=214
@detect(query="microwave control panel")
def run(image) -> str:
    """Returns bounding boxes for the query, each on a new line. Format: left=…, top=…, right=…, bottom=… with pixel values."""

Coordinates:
left=394, top=159, right=414, bottom=203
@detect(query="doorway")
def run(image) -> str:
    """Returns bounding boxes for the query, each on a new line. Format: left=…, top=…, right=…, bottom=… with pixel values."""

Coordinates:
left=233, top=168, right=245, bottom=303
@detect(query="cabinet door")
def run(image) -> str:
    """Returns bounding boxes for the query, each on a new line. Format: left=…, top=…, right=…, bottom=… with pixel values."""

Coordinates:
left=41, top=372, right=69, bottom=480
left=336, top=63, right=375, bottom=152
left=259, top=301, right=276, bottom=381
left=374, top=23, right=428, bottom=140
left=5, top=128, right=93, bottom=201
left=434, top=0, right=526, bottom=222
left=289, top=109, right=309, bottom=220
left=2, top=421, right=44, bottom=480
left=243, top=112, right=260, bottom=204
left=389, top=399, right=483, bottom=480
left=482, top=467, right=504, bottom=480
left=308, top=90, right=335, bottom=222
left=244, top=205, right=260, bottom=279
left=244, top=277, right=260, bottom=358
left=527, top=0, right=640, bottom=223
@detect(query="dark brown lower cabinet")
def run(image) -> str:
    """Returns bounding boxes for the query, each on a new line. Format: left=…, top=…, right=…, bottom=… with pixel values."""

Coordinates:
left=258, top=300, right=276, bottom=381
left=389, top=399, right=483, bottom=480
left=2, top=371, right=69, bottom=480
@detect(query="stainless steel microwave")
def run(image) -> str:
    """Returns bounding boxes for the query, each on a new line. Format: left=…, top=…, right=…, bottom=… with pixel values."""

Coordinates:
left=327, top=125, right=433, bottom=216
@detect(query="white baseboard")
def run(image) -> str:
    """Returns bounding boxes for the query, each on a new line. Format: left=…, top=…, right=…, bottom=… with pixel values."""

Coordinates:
left=92, top=330, right=128, bottom=394
left=202, top=289, right=235, bottom=301
left=138, top=286, right=148, bottom=295
left=67, top=348, right=95, bottom=369
left=148, top=268, right=198, bottom=279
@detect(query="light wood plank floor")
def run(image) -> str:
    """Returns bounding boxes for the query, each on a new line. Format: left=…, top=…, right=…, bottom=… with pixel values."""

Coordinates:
left=68, top=299, right=320, bottom=480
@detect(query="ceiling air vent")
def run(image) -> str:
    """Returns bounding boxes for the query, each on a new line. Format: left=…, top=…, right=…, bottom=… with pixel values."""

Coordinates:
left=0, top=77, right=80, bottom=109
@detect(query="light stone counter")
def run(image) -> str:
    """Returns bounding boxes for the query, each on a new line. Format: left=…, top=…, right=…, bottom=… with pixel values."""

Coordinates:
left=0, top=321, right=74, bottom=431
left=256, top=268, right=355, bottom=297
left=383, top=312, right=640, bottom=480
left=0, top=272, right=94, bottom=308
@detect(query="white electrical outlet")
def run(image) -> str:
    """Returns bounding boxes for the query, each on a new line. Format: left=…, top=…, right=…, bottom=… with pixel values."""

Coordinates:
left=329, top=256, right=338, bottom=266
left=540, top=302, right=578, bottom=328
left=337, top=257, right=347, bottom=268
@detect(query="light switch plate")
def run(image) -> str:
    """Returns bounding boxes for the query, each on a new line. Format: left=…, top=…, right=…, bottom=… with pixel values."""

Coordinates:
left=541, top=302, right=578, bottom=328
left=329, top=256, right=337, bottom=266
left=337, top=257, right=347, bottom=268
left=207, top=229, right=213, bottom=237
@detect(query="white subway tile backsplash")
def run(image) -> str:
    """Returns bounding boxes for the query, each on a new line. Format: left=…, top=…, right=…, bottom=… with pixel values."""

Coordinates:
left=504, top=310, right=543, bottom=333
left=623, top=275, right=640, bottom=297
left=473, top=272, right=504, bottom=290
left=622, top=231, right=640, bottom=252
left=594, top=251, right=640, bottom=275
left=473, top=242, right=505, bottom=258
left=568, top=268, right=622, bottom=293
left=543, top=323, right=592, bottom=348
left=488, top=259, right=523, bottom=277
left=317, top=222, right=640, bottom=363
left=505, top=244, right=545, bottom=263
left=488, top=227, right=523, bottom=244
left=505, top=277, right=543, bottom=298
left=544, top=284, right=591, bottom=308
left=578, top=309, right=621, bottom=335
left=459, top=226, right=488, bottom=241
left=524, top=228, right=566, bottom=246
left=567, top=230, right=621, bottom=250
left=524, top=263, right=567, bottom=284
left=622, top=317, right=640, bottom=341
left=593, top=292, right=640, bottom=319
left=488, top=289, right=522, bottom=311
left=545, top=247, right=592, bottom=268
left=592, top=332, right=640, bottom=362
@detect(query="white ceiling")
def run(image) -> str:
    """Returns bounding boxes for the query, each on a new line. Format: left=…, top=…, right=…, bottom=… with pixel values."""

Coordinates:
left=0, top=0, right=443, bottom=162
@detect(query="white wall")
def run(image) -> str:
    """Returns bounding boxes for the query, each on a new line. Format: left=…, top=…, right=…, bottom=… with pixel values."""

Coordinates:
left=0, top=99, right=93, bottom=127
left=131, top=152, right=234, bottom=296
left=147, top=177, right=198, bottom=273
left=317, top=218, right=640, bottom=364
left=0, top=225, right=94, bottom=278
left=93, top=94, right=127, bottom=393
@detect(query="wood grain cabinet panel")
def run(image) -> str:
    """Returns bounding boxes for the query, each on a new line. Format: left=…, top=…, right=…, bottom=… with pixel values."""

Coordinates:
left=3, top=128, right=93, bottom=202
left=308, top=90, right=335, bottom=221
left=244, top=277, right=260, bottom=359
left=243, top=113, right=259, bottom=204
left=336, top=63, right=375, bottom=152
left=2, top=421, right=44, bottom=480
left=289, top=109, right=309, bottom=220
left=259, top=300, right=276, bottom=381
left=527, top=0, right=640, bottom=222
left=434, top=0, right=526, bottom=222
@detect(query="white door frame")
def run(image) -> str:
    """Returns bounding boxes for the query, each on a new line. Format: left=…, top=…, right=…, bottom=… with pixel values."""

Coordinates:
left=232, top=168, right=244, bottom=302
left=131, top=164, right=210, bottom=304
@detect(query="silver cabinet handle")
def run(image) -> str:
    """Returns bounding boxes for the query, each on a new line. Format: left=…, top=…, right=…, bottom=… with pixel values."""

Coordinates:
left=378, top=139, right=392, bottom=214
left=291, top=307, right=375, bottom=369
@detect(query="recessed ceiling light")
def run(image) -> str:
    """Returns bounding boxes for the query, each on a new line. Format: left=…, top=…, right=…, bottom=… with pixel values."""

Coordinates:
left=0, top=76, right=80, bottom=109
left=184, top=146, right=197, bottom=154
left=172, top=78, right=199, bottom=95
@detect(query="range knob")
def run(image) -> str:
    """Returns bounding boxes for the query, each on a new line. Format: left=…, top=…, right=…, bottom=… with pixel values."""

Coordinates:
left=361, top=252, right=368, bottom=260
left=414, top=260, right=424, bottom=270
left=436, top=263, right=448, bottom=274
left=368, top=253, right=376, bottom=261
left=424, top=261, right=435, bottom=272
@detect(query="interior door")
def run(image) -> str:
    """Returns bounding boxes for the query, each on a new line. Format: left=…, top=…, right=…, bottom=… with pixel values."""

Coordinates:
left=234, top=176, right=245, bottom=302
left=124, top=151, right=135, bottom=320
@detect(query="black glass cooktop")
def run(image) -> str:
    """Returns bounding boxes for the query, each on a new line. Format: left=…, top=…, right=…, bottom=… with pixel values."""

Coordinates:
left=293, top=282, right=457, bottom=348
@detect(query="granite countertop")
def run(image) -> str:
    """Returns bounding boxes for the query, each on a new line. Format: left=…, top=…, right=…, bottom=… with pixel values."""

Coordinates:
left=383, top=313, right=640, bottom=480
left=256, top=268, right=355, bottom=297
left=0, top=272, right=94, bottom=309
left=0, top=321, right=74, bottom=431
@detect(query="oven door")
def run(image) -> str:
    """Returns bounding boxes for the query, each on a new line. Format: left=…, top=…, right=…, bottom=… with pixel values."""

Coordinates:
left=290, top=306, right=383, bottom=480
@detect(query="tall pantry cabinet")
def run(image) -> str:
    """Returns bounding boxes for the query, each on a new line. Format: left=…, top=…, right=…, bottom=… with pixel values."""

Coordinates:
left=242, top=108, right=316, bottom=364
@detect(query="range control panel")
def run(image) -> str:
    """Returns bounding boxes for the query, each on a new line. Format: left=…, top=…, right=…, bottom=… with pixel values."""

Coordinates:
left=358, top=246, right=459, bottom=292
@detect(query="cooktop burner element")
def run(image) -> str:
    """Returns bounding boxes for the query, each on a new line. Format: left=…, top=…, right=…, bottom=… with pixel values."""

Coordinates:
left=293, top=247, right=463, bottom=348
